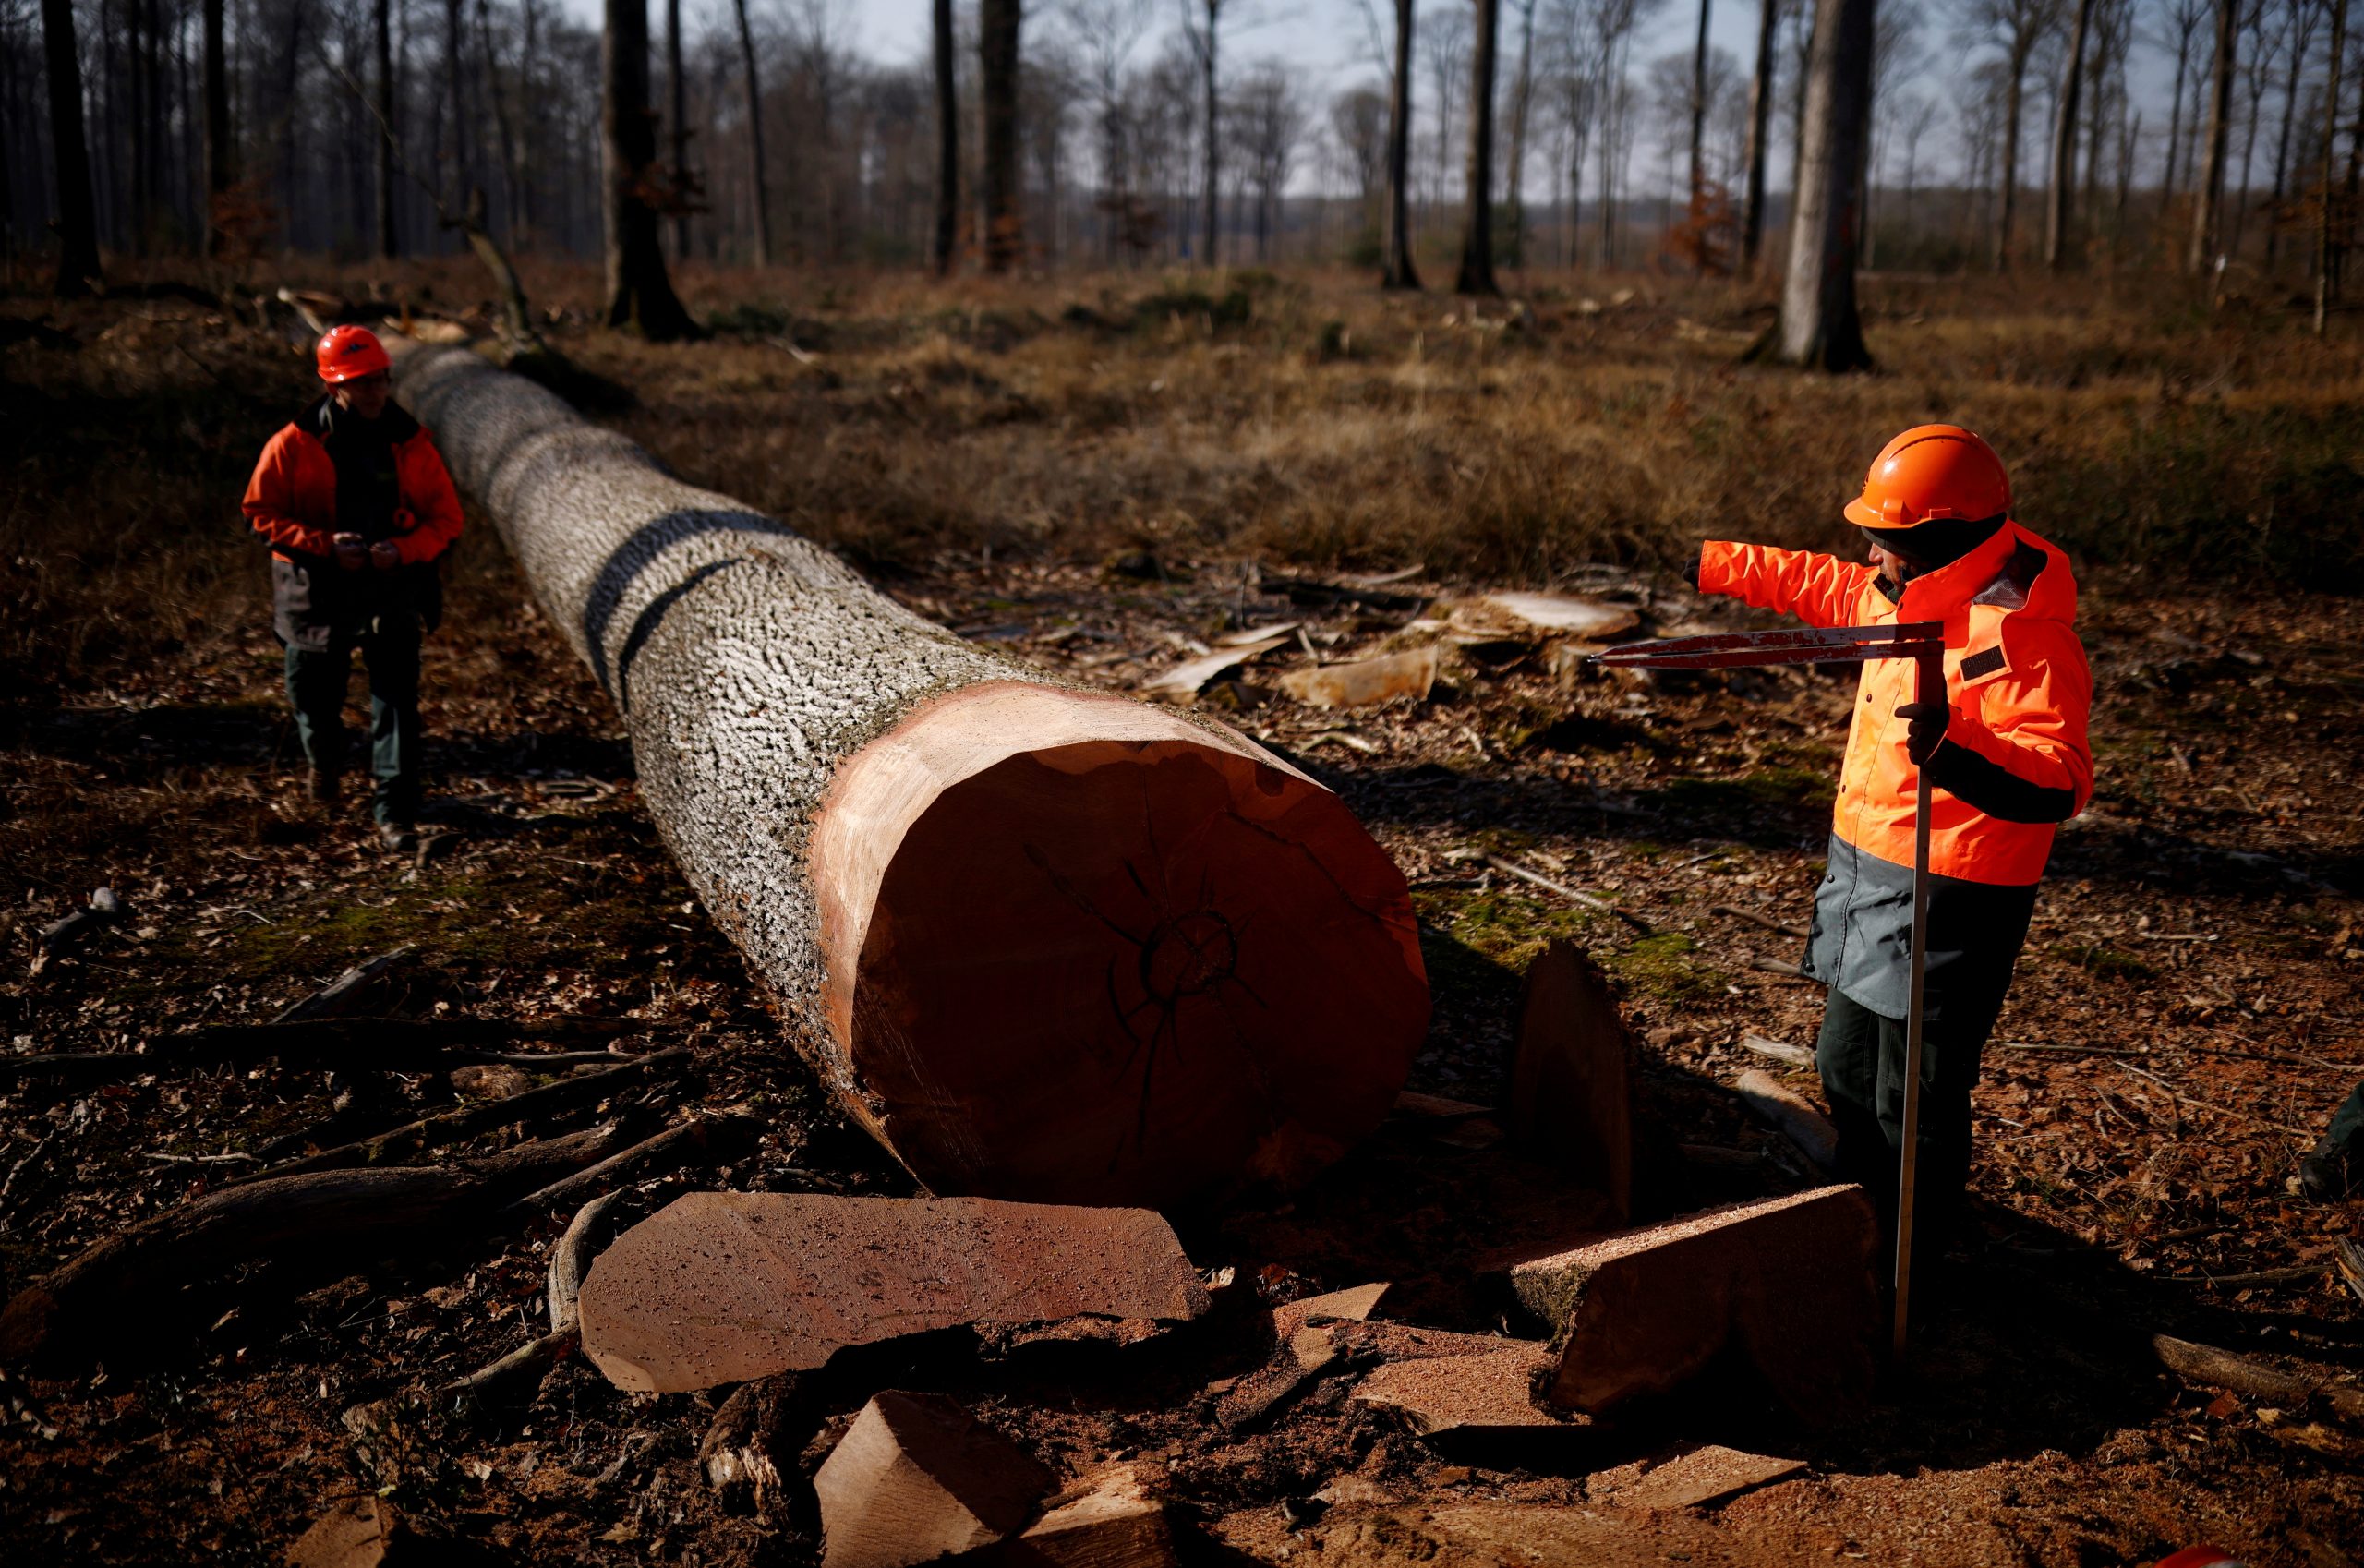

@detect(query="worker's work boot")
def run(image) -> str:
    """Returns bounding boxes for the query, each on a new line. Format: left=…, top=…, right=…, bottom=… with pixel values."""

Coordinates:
left=308, top=768, right=340, bottom=807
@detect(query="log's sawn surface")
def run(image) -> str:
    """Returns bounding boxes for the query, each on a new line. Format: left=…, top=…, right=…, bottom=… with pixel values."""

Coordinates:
left=391, top=343, right=1429, bottom=1209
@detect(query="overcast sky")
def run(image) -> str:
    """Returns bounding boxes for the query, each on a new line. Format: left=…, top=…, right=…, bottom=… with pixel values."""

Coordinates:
left=548, top=0, right=2188, bottom=192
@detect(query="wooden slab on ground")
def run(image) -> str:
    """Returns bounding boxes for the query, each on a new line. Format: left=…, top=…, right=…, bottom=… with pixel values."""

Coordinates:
left=578, top=1192, right=1212, bottom=1393
left=1507, top=939, right=1634, bottom=1216
left=1509, top=1185, right=1879, bottom=1420
left=1605, top=1446, right=1808, bottom=1512
left=990, top=1463, right=1176, bottom=1568
left=1478, top=593, right=1640, bottom=642
left=814, top=1391, right=1051, bottom=1568
left=1276, top=645, right=1441, bottom=708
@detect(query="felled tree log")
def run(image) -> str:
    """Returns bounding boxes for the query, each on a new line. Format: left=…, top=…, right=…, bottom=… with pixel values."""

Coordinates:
left=390, top=341, right=1428, bottom=1210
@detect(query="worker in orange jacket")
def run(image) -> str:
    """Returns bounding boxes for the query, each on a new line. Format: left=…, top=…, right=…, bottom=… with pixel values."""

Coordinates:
left=243, top=326, right=463, bottom=849
left=1692, top=426, right=2094, bottom=1266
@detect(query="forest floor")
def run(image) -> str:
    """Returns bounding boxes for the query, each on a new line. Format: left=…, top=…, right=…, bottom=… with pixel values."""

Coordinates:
left=1, top=260, right=2360, bottom=1566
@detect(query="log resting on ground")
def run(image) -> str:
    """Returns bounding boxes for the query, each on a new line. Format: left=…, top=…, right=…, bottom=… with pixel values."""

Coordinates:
left=391, top=341, right=1428, bottom=1209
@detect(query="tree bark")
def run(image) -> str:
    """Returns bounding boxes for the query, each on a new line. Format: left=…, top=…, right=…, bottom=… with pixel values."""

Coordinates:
left=1382, top=0, right=1421, bottom=288
left=2044, top=0, right=2093, bottom=270
left=2163, top=26, right=2190, bottom=202
left=730, top=0, right=770, bottom=267
left=668, top=0, right=689, bottom=259
left=1772, top=0, right=1873, bottom=369
left=1455, top=0, right=1501, bottom=294
left=2320, top=0, right=2347, bottom=332
left=603, top=0, right=697, bottom=337
left=384, top=344, right=1429, bottom=1211
left=1504, top=0, right=1538, bottom=265
left=1740, top=0, right=1779, bottom=269
left=934, top=0, right=958, bottom=273
left=2189, top=0, right=2238, bottom=274
left=376, top=0, right=398, bottom=257
left=981, top=0, right=1023, bottom=271
left=1689, top=0, right=1713, bottom=201
left=1996, top=58, right=2026, bottom=270
left=1197, top=0, right=1220, bottom=265
left=39, top=0, right=102, bottom=296
left=202, top=0, right=231, bottom=257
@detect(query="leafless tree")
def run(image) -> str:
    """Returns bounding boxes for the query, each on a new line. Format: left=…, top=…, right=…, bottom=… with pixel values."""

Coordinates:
left=1457, top=0, right=1502, bottom=292
left=1231, top=59, right=1303, bottom=259
left=2317, top=0, right=2346, bottom=329
left=2263, top=0, right=2323, bottom=269
left=1504, top=0, right=1540, bottom=260
left=2044, top=0, right=2094, bottom=267
left=1958, top=0, right=2062, bottom=270
left=980, top=0, right=1023, bottom=270
left=38, top=0, right=99, bottom=294
left=2190, top=0, right=2239, bottom=270
left=1384, top=0, right=1421, bottom=284
left=1773, top=0, right=1873, bottom=367
left=1740, top=0, right=1785, bottom=267
left=2153, top=0, right=2211, bottom=198
left=1688, top=0, right=1712, bottom=199
left=604, top=0, right=696, bottom=335
left=935, top=0, right=958, bottom=271
left=728, top=0, right=769, bottom=265
left=1061, top=0, right=1152, bottom=260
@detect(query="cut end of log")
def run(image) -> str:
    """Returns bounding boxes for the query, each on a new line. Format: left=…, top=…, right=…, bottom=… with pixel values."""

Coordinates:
left=815, top=682, right=1429, bottom=1210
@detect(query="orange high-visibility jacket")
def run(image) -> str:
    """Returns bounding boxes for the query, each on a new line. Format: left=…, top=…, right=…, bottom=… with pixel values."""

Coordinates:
left=241, top=403, right=463, bottom=566
left=1701, top=522, right=2093, bottom=886
left=1700, top=523, right=2093, bottom=1020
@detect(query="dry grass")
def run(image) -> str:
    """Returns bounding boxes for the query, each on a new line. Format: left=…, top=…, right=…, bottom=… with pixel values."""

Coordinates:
left=5, top=259, right=2359, bottom=697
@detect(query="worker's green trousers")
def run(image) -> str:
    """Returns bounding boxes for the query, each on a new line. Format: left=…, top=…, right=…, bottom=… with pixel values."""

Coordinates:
left=1815, top=983, right=2008, bottom=1271
left=284, top=620, right=422, bottom=826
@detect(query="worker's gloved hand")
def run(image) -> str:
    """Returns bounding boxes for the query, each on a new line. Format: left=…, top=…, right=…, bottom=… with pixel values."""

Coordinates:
left=369, top=540, right=402, bottom=572
left=332, top=532, right=368, bottom=572
left=1896, top=701, right=1950, bottom=766
left=1681, top=551, right=1703, bottom=591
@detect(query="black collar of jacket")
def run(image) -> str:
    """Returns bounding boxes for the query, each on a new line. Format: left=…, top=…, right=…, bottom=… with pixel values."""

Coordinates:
left=304, top=392, right=420, bottom=444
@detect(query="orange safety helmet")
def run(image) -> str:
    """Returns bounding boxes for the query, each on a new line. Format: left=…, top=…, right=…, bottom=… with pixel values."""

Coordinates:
left=1843, top=424, right=2012, bottom=531
left=316, top=324, right=392, bottom=383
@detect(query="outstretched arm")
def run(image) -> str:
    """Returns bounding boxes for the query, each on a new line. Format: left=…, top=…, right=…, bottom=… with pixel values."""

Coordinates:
left=1695, top=541, right=1876, bottom=630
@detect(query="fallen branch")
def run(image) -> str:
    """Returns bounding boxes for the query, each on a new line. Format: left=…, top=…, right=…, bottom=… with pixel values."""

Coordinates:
left=1749, top=955, right=1821, bottom=984
left=1729, top=1069, right=1839, bottom=1173
left=1713, top=904, right=1810, bottom=940
left=245, top=1047, right=689, bottom=1181
left=0, top=1125, right=631, bottom=1364
left=273, top=947, right=416, bottom=1023
left=2150, top=1333, right=2364, bottom=1425
left=492, top=1110, right=760, bottom=1230
left=444, top=1188, right=630, bottom=1411
left=0, top=1017, right=671, bottom=1085
left=2118, top=1064, right=2314, bottom=1137
left=1452, top=851, right=1654, bottom=934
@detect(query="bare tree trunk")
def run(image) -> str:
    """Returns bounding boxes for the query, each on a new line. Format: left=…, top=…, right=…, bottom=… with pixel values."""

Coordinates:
left=2320, top=0, right=2347, bottom=331
left=1456, top=0, right=1501, bottom=293
left=1996, top=61, right=2025, bottom=270
left=981, top=0, right=1022, bottom=271
left=1741, top=0, right=1779, bottom=269
left=668, top=0, right=688, bottom=259
left=1689, top=0, right=1712, bottom=200
left=2189, top=0, right=2237, bottom=273
left=1197, top=0, right=1219, bottom=264
left=202, top=0, right=230, bottom=256
left=1383, top=0, right=1421, bottom=287
left=377, top=0, right=398, bottom=257
left=604, top=0, right=697, bottom=336
left=1772, top=0, right=1872, bottom=369
left=934, top=0, right=957, bottom=273
left=1504, top=0, right=1537, bottom=264
left=2044, top=0, right=2093, bottom=269
left=2264, top=4, right=2311, bottom=271
left=730, top=0, right=769, bottom=267
left=445, top=0, right=473, bottom=223
left=2164, top=30, right=2189, bottom=202
left=39, top=0, right=101, bottom=295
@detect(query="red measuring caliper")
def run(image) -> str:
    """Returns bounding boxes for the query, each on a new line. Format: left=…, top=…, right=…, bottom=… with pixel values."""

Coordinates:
left=1594, top=620, right=1947, bottom=1357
